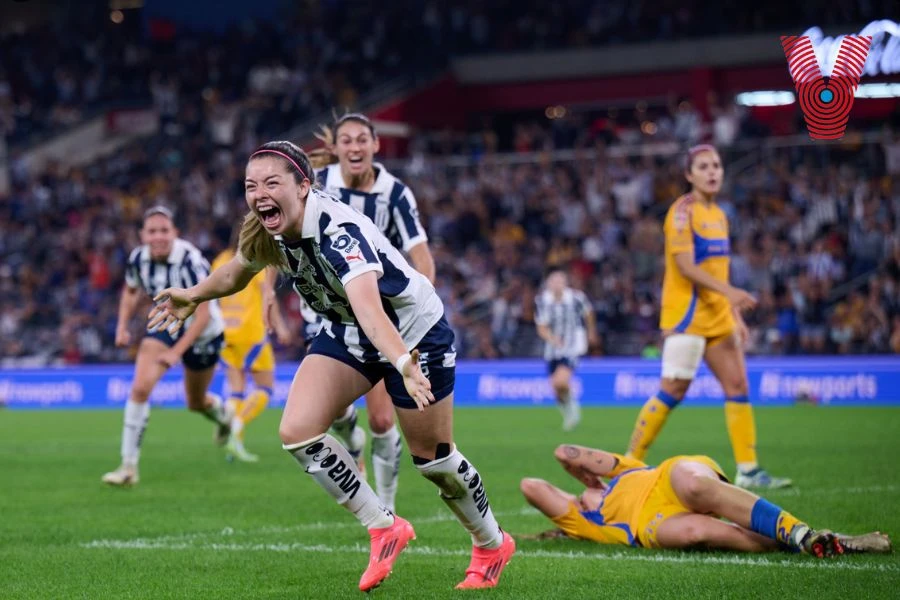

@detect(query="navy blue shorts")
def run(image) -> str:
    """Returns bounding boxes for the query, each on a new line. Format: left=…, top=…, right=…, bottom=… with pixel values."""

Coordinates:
left=307, top=316, right=456, bottom=410
left=147, top=330, right=225, bottom=371
left=548, top=357, right=577, bottom=375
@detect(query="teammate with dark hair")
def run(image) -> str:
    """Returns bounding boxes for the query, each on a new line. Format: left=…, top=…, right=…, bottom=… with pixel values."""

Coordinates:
left=626, top=145, right=791, bottom=489
left=102, top=207, right=231, bottom=486
left=291, top=112, right=436, bottom=512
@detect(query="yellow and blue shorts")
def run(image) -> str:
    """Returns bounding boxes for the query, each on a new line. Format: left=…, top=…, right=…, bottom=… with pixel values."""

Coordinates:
left=550, top=502, right=637, bottom=546
left=551, top=455, right=727, bottom=549
left=636, top=454, right=727, bottom=549
left=219, top=339, right=275, bottom=373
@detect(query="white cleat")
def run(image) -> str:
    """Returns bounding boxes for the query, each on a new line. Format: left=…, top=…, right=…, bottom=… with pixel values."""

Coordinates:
left=734, top=468, right=793, bottom=489
left=102, top=464, right=139, bottom=487
left=211, top=393, right=234, bottom=446
left=225, top=436, right=259, bottom=463
left=562, top=398, right=581, bottom=432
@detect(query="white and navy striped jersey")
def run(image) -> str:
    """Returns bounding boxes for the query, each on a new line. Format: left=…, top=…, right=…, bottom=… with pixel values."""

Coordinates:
left=125, top=238, right=225, bottom=344
left=534, top=288, right=591, bottom=360
left=241, top=188, right=443, bottom=362
left=317, top=162, right=428, bottom=252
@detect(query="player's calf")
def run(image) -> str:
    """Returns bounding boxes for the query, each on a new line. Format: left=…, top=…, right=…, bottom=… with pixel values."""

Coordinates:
left=415, top=443, right=514, bottom=588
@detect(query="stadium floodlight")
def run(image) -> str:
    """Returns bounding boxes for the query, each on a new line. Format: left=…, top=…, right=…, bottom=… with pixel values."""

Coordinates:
left=735, top=91, right=797, bottom=107
left=854, top=83, right=900, bottom=98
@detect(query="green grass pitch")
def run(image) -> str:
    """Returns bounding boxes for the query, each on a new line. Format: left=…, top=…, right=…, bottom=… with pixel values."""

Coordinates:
left=1, top=406, right=897, bottom=599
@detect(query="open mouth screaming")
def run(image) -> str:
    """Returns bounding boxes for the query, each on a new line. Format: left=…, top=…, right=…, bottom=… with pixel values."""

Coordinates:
left=257, top=205, right=282, bottom=229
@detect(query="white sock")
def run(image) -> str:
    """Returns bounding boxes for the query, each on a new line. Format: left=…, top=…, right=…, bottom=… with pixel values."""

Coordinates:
left=371, top=426, right=402, bottom=512
left=330, top=405, right=365, bottom=456
left=202, top=393, right=229, bottom=425
left=121, top=398, right=150, bottom=467
left=416, top=446, right=503, bottom=549
left=284, top=433, right=394, bottom=529
left=231, top=416, right=245, bottom=438
left=737, top=462, right=759, bottom=474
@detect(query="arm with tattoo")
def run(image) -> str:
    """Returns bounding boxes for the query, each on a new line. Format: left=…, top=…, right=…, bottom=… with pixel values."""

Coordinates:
left=554, top=445, right=647, bottom=488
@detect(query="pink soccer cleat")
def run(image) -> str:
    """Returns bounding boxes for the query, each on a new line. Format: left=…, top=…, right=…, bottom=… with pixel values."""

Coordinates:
left=358, top=516, right=416, bottom=592
left=455, top=531, right=516, bottom=590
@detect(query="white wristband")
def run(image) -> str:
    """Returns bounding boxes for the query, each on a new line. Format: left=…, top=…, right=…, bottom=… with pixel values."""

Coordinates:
left=395, top=352, right=412, bottom=375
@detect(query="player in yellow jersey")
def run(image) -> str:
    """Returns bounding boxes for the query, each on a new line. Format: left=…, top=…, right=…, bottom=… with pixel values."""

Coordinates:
left=212, top=229, right=291, bottom=462
left=519, top=444, right=891, bottom=555
left=626, top=145, right=791, bottom=489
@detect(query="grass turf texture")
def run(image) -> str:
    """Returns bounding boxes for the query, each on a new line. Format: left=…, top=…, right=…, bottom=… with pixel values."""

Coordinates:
left=1, top=406, right=897, bottom=599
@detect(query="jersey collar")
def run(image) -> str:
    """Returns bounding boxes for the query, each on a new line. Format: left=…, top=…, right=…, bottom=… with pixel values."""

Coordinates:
left=300, top=188, right=320, bottom=238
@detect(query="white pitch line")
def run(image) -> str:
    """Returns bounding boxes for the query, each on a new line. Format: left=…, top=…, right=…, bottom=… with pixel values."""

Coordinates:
left=80, top=538, right=898, bottom=573
left=87, top=507, right=539, bottom=545
left=765, top=484, right=900, bottom=498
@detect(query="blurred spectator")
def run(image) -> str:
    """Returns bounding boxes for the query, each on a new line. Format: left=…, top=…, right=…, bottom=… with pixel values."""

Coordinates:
left=1, top=1, right=899, bottom=363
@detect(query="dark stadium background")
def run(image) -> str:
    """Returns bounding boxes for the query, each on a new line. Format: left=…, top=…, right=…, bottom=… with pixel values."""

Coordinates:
left=1, top=0, right=898, bottom=366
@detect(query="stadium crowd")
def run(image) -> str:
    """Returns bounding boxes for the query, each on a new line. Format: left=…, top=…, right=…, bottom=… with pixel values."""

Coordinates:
left=2, top=101, right=899, bottom=366
left=1, top=0, right=899, bottom=366
left=1, top=0, right=886, bottom=146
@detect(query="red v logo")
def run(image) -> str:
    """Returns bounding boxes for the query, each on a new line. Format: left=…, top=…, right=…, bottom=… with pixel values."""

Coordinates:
left=781, top=35, right=872, bottom=140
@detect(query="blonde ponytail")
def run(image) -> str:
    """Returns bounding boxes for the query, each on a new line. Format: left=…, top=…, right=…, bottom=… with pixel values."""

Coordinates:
left=309, top=124, right=338, bottom=169
left=237, top=211, right=288, bottom=270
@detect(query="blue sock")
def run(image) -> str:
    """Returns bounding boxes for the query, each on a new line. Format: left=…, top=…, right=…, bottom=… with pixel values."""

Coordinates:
left=750, top=498, right=782, bottom=540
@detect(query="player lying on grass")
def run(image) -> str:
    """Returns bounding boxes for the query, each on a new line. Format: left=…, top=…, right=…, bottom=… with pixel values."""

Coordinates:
left=520, top=445, right=891, bottom=556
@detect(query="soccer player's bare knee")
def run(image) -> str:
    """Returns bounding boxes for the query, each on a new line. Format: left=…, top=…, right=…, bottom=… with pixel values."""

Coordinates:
left=250, top=369, right=274, bottom=389
left=721, top=374, right=749, bottom=397
left=367, top=411, right=394, bottom=435
left=661, top=377, right=690, bottom=401
left=672, top=466, right=717, bottom=511
left=184, top=390, right=208, bottom=412
left=130, top=384, right=153, bottom=404
left=551, top=370, right=571, bottom=394
left=279, top=416, right=327, bottom=446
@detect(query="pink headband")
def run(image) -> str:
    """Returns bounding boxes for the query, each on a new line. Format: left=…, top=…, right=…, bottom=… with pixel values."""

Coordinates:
left=251, top=149, right=310, bottom=181
left=685, top=144, right=717, bottom=170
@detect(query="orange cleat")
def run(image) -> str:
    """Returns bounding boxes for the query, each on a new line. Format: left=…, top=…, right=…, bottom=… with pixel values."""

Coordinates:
left=358, top=516, right=415, bottom=592
left=455, top=531, right=516, bottom=590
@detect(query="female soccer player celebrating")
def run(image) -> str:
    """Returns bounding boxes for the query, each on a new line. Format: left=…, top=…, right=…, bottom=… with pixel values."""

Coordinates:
left=149, top=141, right=514, bottom=592
left=625, top=145, right=791, bottom=489
left=304, top=112, right=435, bottom=513
left=212, top=227, right=291, bottom=462
left=102, top=206, right=232, bottom=486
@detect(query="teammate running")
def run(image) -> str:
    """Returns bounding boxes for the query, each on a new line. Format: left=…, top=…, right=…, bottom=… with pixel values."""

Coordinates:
left=534, top=267, right=597, bottom=431
left=102, top=206, right=231, bottom=486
